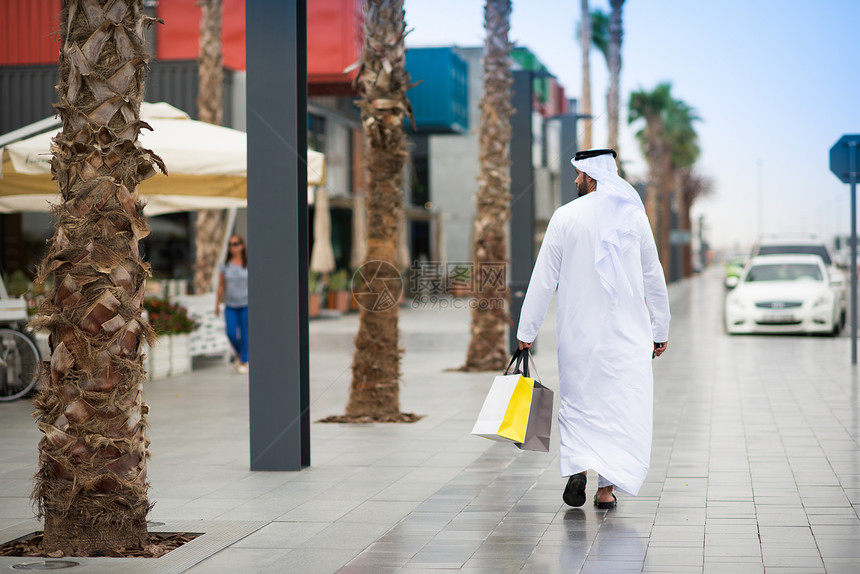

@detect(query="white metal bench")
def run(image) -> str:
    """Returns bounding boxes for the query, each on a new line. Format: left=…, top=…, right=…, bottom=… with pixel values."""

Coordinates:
left=171, top=293, right=233, bottom=361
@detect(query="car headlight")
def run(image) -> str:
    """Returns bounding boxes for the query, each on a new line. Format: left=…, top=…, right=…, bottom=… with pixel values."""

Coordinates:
left=727, top=296, right=745, bottom=309
left=813, top=293, right=831, bottom=307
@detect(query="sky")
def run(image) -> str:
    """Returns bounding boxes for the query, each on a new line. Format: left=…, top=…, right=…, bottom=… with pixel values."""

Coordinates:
left=402, top=0, right=860, bottom=252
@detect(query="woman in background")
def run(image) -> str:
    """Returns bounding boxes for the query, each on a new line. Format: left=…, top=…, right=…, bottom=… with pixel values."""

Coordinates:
left=216, top=234, right=249, bottom=373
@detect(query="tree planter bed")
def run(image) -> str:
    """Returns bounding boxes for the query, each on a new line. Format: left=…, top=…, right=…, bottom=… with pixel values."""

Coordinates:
left=0, top=520, right=266, bottom=573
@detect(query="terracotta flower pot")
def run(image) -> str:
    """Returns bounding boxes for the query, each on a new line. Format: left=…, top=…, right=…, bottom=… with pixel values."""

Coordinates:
left=327, top=290, right=350, bottom=313
left=309, top=292, right=321, bottom=318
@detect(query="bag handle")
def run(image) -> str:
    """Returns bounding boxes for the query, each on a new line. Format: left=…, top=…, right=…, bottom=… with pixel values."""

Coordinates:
left=504, top=348, right=524, bottom=375
left=504, top=347, right=531, bottom=378
left=526, top=351, right=540, bottom=382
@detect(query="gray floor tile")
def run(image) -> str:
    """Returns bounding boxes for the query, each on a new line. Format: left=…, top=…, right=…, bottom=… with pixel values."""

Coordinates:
left=3, top=272, right=860, bottom=572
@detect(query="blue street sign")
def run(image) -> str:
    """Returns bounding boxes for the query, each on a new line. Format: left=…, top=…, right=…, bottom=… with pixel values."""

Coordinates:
left=829, top=134, right=860, bottom=183
left=830, top=134, right=860, bottom=364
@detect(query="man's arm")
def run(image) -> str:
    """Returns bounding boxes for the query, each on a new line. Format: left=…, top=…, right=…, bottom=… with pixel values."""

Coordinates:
left=639, top=215, right=670, bottom=350
left=517, top=213, right=564, bottom=347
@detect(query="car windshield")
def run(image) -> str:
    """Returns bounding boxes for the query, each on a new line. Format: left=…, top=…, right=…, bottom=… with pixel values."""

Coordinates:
left=757, top=245, right=832, bottom=265
left=745, top=263, right=823, bottom=282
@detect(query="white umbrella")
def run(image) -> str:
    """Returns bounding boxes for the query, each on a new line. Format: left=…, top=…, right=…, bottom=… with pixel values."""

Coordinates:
left=0, top=102, right=326, bottom=215
left=309, top=186, right=336, bottom=274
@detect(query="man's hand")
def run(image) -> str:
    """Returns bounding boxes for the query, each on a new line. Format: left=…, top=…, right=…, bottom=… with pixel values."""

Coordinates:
left=518, top=340, right=532, bottom=350
left=652, top=341, right=667, bottom=358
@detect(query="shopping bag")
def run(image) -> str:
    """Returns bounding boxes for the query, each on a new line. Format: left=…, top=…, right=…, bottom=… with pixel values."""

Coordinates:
left=515, top=380, right=553, bottom=452
left=471, top=349, right=535, bottom=443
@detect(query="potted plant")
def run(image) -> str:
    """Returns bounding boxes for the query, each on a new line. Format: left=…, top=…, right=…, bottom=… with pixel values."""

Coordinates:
left=309, top=271, right=322, bottom=318
left=326, top=269, right=350, bottom=313
left=143, top=298, right=198, bottom=379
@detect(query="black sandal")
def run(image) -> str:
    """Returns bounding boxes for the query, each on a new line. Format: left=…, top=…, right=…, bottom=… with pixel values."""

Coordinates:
left=562, top=473, right=587, bottom=507
left=594, top=493, right=617, bottom=510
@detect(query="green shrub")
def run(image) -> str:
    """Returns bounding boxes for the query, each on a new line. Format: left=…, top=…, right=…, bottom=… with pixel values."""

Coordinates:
left=143, top=299, right=197, bottom=334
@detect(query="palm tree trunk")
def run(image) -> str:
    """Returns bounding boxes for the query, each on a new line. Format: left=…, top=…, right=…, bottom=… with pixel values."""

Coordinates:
left=346, top=0, right=410, bottom=418
left=193, top=0, right=226, bottom=294
left=678, top=169, right=693, bottom=277
left=462, top=0, right=513, bottom=372
left=659, top=155, right=673, bottom=279
left=580, top=0, right=592, bottom=149
left=643, top=125, right=663, bottom=242
left=32, top=0, right=158, bottom=553
left=607, top=0, right=624, bottom=154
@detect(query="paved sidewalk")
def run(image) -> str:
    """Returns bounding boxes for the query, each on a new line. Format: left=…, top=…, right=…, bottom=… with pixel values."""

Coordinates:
left=1, top=269, right=859, bottom=573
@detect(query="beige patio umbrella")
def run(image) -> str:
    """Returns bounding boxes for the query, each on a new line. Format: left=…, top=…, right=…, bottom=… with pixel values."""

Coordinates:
left=309, top=185, right=336, bottom=274
left=0, top=102, right=328, bottom=214
left=350, top=192, right=367, bottom=270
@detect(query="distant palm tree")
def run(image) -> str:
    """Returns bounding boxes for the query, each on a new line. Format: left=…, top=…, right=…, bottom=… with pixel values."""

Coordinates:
left=33, top=0, right=158, bottom=553
left=630, top=85, right=702, bottom=279
left=629, top=83, right=674, bottom=275
left=679, top=168, right=713, bottom=275
left=193, top=0, right=227, bottom=295
left=607, top=0, right=625, bottom=156
left=665, top=100, right=702, bottom=278
left=462, top=0, right=513, bottom=372
left=585, top=2, right=624, bottom=163
left=579, top=0, right=592, bottom=149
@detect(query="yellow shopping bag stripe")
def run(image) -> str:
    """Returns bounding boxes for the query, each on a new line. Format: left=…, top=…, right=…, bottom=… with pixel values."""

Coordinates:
left=497, top=376, right=534, bottom=443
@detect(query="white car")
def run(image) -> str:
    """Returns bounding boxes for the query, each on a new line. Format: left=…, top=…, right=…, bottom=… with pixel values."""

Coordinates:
left=724, top=254, right=846, bottom=336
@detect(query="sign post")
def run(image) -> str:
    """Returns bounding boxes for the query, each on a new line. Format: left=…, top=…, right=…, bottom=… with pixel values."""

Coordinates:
left=830, top=135, right=860, bottom=364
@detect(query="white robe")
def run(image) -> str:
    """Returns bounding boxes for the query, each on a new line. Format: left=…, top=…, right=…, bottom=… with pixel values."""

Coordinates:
left=516, top=192, right=670, bottom=496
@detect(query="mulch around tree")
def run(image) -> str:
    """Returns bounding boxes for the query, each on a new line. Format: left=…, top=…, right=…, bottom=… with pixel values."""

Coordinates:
left=0, top=532, right=196, bottom=558
left=317, top=413, right=423, bottom=423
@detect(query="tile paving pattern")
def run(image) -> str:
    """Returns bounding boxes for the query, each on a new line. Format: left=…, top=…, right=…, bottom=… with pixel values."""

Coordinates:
left=0, top=269, right=858, bottom=573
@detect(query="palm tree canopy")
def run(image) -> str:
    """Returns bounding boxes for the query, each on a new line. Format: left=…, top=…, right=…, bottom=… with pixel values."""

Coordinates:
left=576, top=9, right=609, bottom=62
left=629, top=83, right=701, bottom=169
left=665, top=99, right=700, bottom=170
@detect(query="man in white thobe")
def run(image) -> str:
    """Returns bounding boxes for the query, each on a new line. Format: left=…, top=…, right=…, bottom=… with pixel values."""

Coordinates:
left=516, top=149, right=670, bottom=509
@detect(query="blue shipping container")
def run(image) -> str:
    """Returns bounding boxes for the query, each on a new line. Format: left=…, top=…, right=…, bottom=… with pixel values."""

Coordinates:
left=405, top=47, right=468, bottom=134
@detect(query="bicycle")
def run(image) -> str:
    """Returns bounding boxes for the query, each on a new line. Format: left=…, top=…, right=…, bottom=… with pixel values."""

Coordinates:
left=0, top=297, right=42, bottom=402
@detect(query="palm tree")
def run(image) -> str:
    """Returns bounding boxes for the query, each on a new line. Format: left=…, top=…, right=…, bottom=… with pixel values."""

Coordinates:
left=579, top=0, right=592, bottom=149
left=629, top=83, right=674, bottom=274
left=32, top=0, right=158, bottom=553
left=193, top=0, right=227, bottom=295
left=343, top=0, right=415, bottom=420
left=664, top=100, right=702, bottom=278
left=607, top=0, right=625, bottom=155
left=585, top=2, right=624, bottom=163
left=679, top=168, right=713, bottom=276
left=462, top=0, right=513, bottom=372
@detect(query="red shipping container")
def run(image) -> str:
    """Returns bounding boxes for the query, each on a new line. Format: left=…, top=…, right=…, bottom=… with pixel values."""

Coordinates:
left=0, top=0, right=61, bottom=66
left=157, top=0, right=246, bottom=70
left=307, top=0, right=363, bottom=85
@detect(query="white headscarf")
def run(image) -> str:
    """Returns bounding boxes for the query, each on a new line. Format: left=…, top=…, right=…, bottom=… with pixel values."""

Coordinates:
left=571, top=153, right=646, bottom=304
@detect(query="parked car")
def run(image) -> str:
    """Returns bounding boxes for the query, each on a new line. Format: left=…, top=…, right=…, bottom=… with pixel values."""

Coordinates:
left=750, top=234, right=846, bottom=289
left=724, top=254, right=846, bottom=336
left=751, top=234, right=833, bottom=264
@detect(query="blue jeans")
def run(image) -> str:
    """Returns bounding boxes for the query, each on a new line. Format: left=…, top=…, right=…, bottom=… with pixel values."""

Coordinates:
left=224, top=306, right=249, bottom=363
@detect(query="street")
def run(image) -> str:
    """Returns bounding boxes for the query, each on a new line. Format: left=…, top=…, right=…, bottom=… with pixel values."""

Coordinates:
left=1, top=267, right=859, bottom=573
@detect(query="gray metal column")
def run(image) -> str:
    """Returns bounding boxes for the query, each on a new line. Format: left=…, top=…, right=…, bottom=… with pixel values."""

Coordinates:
left=246, top=0, right=310, bottom=470
left=559, top=114, right=578, bottom=205
left=509, top=70, right=535, bottom=353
